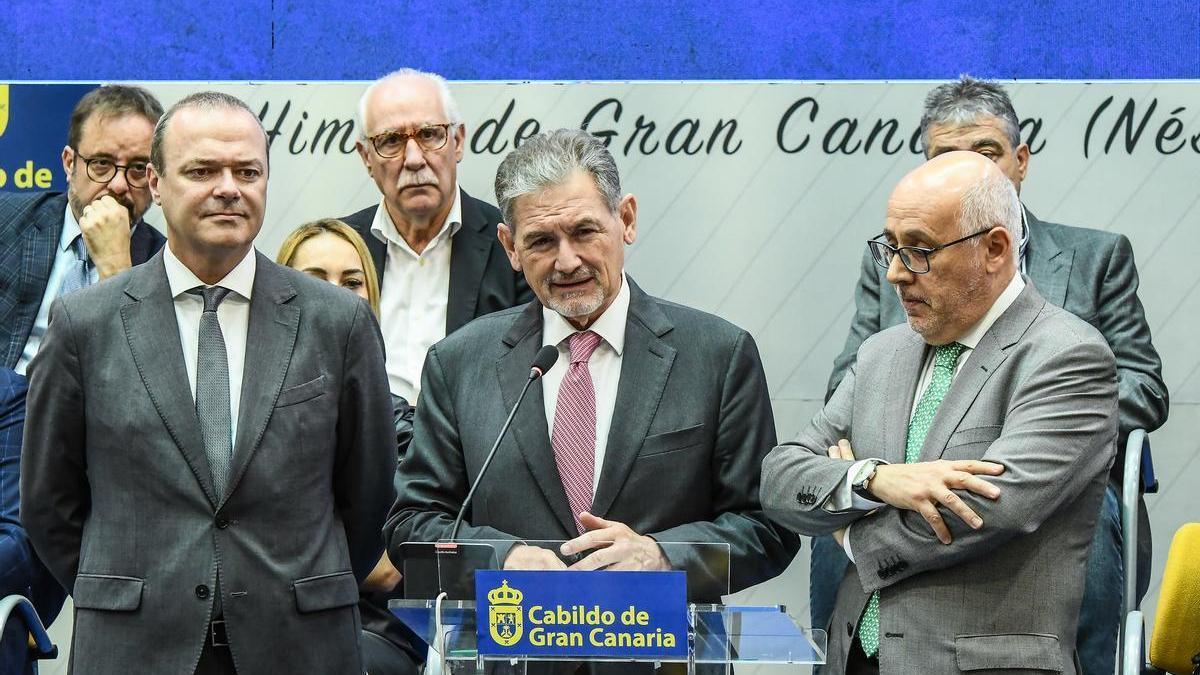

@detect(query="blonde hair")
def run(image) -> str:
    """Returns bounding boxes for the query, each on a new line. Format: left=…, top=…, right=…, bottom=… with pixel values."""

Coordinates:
left=276, top=219, right=381, bottom=317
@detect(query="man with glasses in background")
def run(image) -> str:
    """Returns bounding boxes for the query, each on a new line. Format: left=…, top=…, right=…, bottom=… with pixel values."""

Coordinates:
left=340, top=68, right=532, bottom=675
left=0, top=85, right=165, bottom=672
left=816, top=76, right=1167, bottom=675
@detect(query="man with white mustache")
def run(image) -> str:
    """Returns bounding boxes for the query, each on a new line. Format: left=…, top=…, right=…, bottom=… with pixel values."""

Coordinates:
left=343, top=69, right=532, bottom=405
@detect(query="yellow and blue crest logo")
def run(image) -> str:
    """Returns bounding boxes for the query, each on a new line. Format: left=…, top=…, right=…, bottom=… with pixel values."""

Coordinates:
left=488, top=580, right=524, bottom=647
left=0, top=85, right=9, bottom=137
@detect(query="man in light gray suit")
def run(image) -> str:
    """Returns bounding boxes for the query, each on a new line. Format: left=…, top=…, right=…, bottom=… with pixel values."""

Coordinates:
left=816, top=76, right=1167, bottom=675
left=21, top=92, right=395, bottom=674
left=762, top=151, right=1118, bottom=674
left=386, top=128, right=795, bottom=599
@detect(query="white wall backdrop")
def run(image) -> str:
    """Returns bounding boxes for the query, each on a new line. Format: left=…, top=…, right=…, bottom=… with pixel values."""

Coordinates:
left=44, top=80, right=1199, bottom=671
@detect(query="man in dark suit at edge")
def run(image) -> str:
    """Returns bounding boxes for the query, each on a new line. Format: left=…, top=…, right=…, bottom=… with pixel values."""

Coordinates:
left=0, top=85, right=166, bottom=671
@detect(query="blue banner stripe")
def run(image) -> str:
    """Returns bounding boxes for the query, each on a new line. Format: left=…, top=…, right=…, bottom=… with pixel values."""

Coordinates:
left=2, top=1, right=1197, bottom=80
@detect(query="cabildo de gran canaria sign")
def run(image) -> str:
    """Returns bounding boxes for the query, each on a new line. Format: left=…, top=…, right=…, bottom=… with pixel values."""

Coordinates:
left=476, top=570, right=688, bottom=659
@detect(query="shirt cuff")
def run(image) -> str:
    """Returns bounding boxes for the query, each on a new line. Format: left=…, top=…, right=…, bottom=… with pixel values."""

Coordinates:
left=822, top=459, right=887, bottom=512
left=843, top=522, right=855, bottom=563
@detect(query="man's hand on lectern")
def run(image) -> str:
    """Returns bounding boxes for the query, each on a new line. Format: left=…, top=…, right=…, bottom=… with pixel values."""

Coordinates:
left=561, top=513, right=671, bottom=572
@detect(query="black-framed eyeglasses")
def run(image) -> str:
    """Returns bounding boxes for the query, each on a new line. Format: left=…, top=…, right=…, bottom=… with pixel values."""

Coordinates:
left=72, top=150, right=150, bottom=187
left=366, top=123, right=456, bottom=158
left=867, top=228, right=993, bottom=274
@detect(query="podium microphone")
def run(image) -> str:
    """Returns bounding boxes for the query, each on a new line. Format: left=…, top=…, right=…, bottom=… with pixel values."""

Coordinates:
left=448, top=345, right=559, bottom=542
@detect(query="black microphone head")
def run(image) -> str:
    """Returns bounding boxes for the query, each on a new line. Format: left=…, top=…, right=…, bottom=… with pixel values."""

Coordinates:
left=530, top=345, right=559, bottom=379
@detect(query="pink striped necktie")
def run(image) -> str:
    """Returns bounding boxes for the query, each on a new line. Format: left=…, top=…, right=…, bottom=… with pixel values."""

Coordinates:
left=551, top=330, right=603, bottom=534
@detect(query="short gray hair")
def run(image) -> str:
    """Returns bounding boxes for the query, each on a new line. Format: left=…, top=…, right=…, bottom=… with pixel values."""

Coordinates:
left=356, top=69, right=463, bottom=138
left=919, top=75, right=1021, bottom=154
left=494, top=128, right=621, bottom=227
left=151, top=91, right=268, bottom=173
left=958, top=166, right=1022, bottom=260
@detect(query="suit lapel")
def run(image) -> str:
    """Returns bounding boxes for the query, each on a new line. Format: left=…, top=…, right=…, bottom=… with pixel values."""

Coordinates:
left=1024, top=209, right=1072, bottom=308
left=919, top=281, right=1046, bottom=461
left=883, top=332, right=926, bottom=464
left=120, top=252, right=219, bottom=507
left=4, top=194, right=66, bottom=368
left=497, top=302, right=577, bottom=536
left=447, top=191, right=492, bottom=333
left=223, top=255, right=299, bottom=505
left=591, top=281, right=676, bottom=519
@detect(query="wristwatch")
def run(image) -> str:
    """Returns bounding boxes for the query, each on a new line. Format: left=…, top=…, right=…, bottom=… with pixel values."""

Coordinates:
left=851, top=460, right=880, bottom=498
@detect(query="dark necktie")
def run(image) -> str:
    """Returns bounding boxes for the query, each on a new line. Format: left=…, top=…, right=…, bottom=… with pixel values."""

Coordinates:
left=189, top=286, right=234, bottom=499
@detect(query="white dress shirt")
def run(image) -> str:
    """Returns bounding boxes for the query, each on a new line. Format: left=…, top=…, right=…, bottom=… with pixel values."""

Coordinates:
left=372, top=188, right=462, bottom=402
left=540, top=273, right=631, bottom=494
left=163, top=244, right=255, bottom=444
left=16, top=205, right=100, bottom=375
left=836, top=272, right=1026, bottom=561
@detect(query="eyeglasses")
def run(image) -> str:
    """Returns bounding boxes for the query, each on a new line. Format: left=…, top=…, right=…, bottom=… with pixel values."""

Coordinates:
left=72, top=150, right=150, bottom=188
left=366, top=123, right=456, bottom=158
left=867, top=228, right=993, bottom=274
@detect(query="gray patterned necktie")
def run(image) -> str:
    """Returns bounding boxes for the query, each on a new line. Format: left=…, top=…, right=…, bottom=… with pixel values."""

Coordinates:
left=189, top=286, right=234, bottom=499
left=57, top=235, right=93, bottom=298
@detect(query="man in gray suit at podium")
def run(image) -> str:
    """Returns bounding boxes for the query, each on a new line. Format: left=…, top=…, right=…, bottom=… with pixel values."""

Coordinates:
left=762, top=151, right=1118, bottom=674
left=386, top=128, right=796, bottom=599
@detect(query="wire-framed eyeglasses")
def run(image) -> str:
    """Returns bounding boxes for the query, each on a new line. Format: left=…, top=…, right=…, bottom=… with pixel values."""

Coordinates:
left=867, top=228, right=993, bottom=274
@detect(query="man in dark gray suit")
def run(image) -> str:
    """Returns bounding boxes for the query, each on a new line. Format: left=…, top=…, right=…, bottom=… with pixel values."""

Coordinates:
left=764, top=151, right=1118, bottom=674
left=385, top=128, right=795, bottom=599
left=21, top=91, right=394, bottom=674
left=814, top=76, right=1167, bottom=675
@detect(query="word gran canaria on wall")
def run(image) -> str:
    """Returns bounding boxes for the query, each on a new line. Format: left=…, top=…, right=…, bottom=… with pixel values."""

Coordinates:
left=252, top=93, right=1200, bottom=161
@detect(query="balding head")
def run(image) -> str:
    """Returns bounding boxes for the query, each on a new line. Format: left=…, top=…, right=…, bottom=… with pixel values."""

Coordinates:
left=878, top=151, right=1021, bottom=344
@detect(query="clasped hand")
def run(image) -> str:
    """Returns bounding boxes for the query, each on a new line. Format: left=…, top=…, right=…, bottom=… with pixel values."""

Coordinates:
left=827, top=439, right=1004, bottom=545
left=503, top=513, right=671, bottom=571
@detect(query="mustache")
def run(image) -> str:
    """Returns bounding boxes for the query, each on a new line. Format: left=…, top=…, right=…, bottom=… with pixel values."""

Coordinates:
left=397, top=170, right=439, bottom=189
left=547, top=267, right=599, bottom=285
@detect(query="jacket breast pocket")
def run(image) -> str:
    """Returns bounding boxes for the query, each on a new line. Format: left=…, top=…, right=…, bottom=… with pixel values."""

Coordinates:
left=944, top=425, right=1003, bottom=454
left=955, top=633, right=1063, bottom=672
left=276, top=374, right=327, bottom=408
left=292, top=570, right=359, bottom=613
left=73, top=574, right=144, bottom=612
left=640, top=424, right=706, bottom=458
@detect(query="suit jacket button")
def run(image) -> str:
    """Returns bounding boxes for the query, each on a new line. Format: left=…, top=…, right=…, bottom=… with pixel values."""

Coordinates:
left=846, top=621, right=854, bottom=637
left=195, top=584, right=210, bottom=600
left=216, top=517, right=229, bottom=529
left=796, top=493, right=806, bottom=506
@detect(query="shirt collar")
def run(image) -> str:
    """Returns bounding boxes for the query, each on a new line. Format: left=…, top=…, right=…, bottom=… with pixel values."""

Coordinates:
left=954, top=272, right=1025, bottom=350
left=370, top=183, right=463, bottom=255
left=60, top=204, right=82, bottom=252
left=163, top=243, right=257, bottom=301
left=542, top=272, right=631, bottom=356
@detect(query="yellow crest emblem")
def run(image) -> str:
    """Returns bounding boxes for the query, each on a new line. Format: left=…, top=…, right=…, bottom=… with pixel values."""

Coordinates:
left=0, top=85, right=9, bottom=137
left=488, top=580, right=524, bottom=647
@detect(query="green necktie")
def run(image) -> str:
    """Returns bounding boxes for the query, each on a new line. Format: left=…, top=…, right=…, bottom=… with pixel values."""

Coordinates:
left=859, top=341, right=966, bottom=658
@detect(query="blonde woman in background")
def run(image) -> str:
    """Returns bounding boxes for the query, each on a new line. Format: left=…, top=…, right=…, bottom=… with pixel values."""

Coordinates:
left=276, top=218, right=381, bottom=315
left=277, top=219, right=422, bottom=675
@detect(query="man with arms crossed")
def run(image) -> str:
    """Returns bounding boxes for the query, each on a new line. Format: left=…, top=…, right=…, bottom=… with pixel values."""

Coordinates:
left=763, top=151, right=1118, bottom=674
left=386, top=128, right=795, bottom=599
left=22, top=92, right=394, bottom=674
left=815, top=77, right=1167, bottom=675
